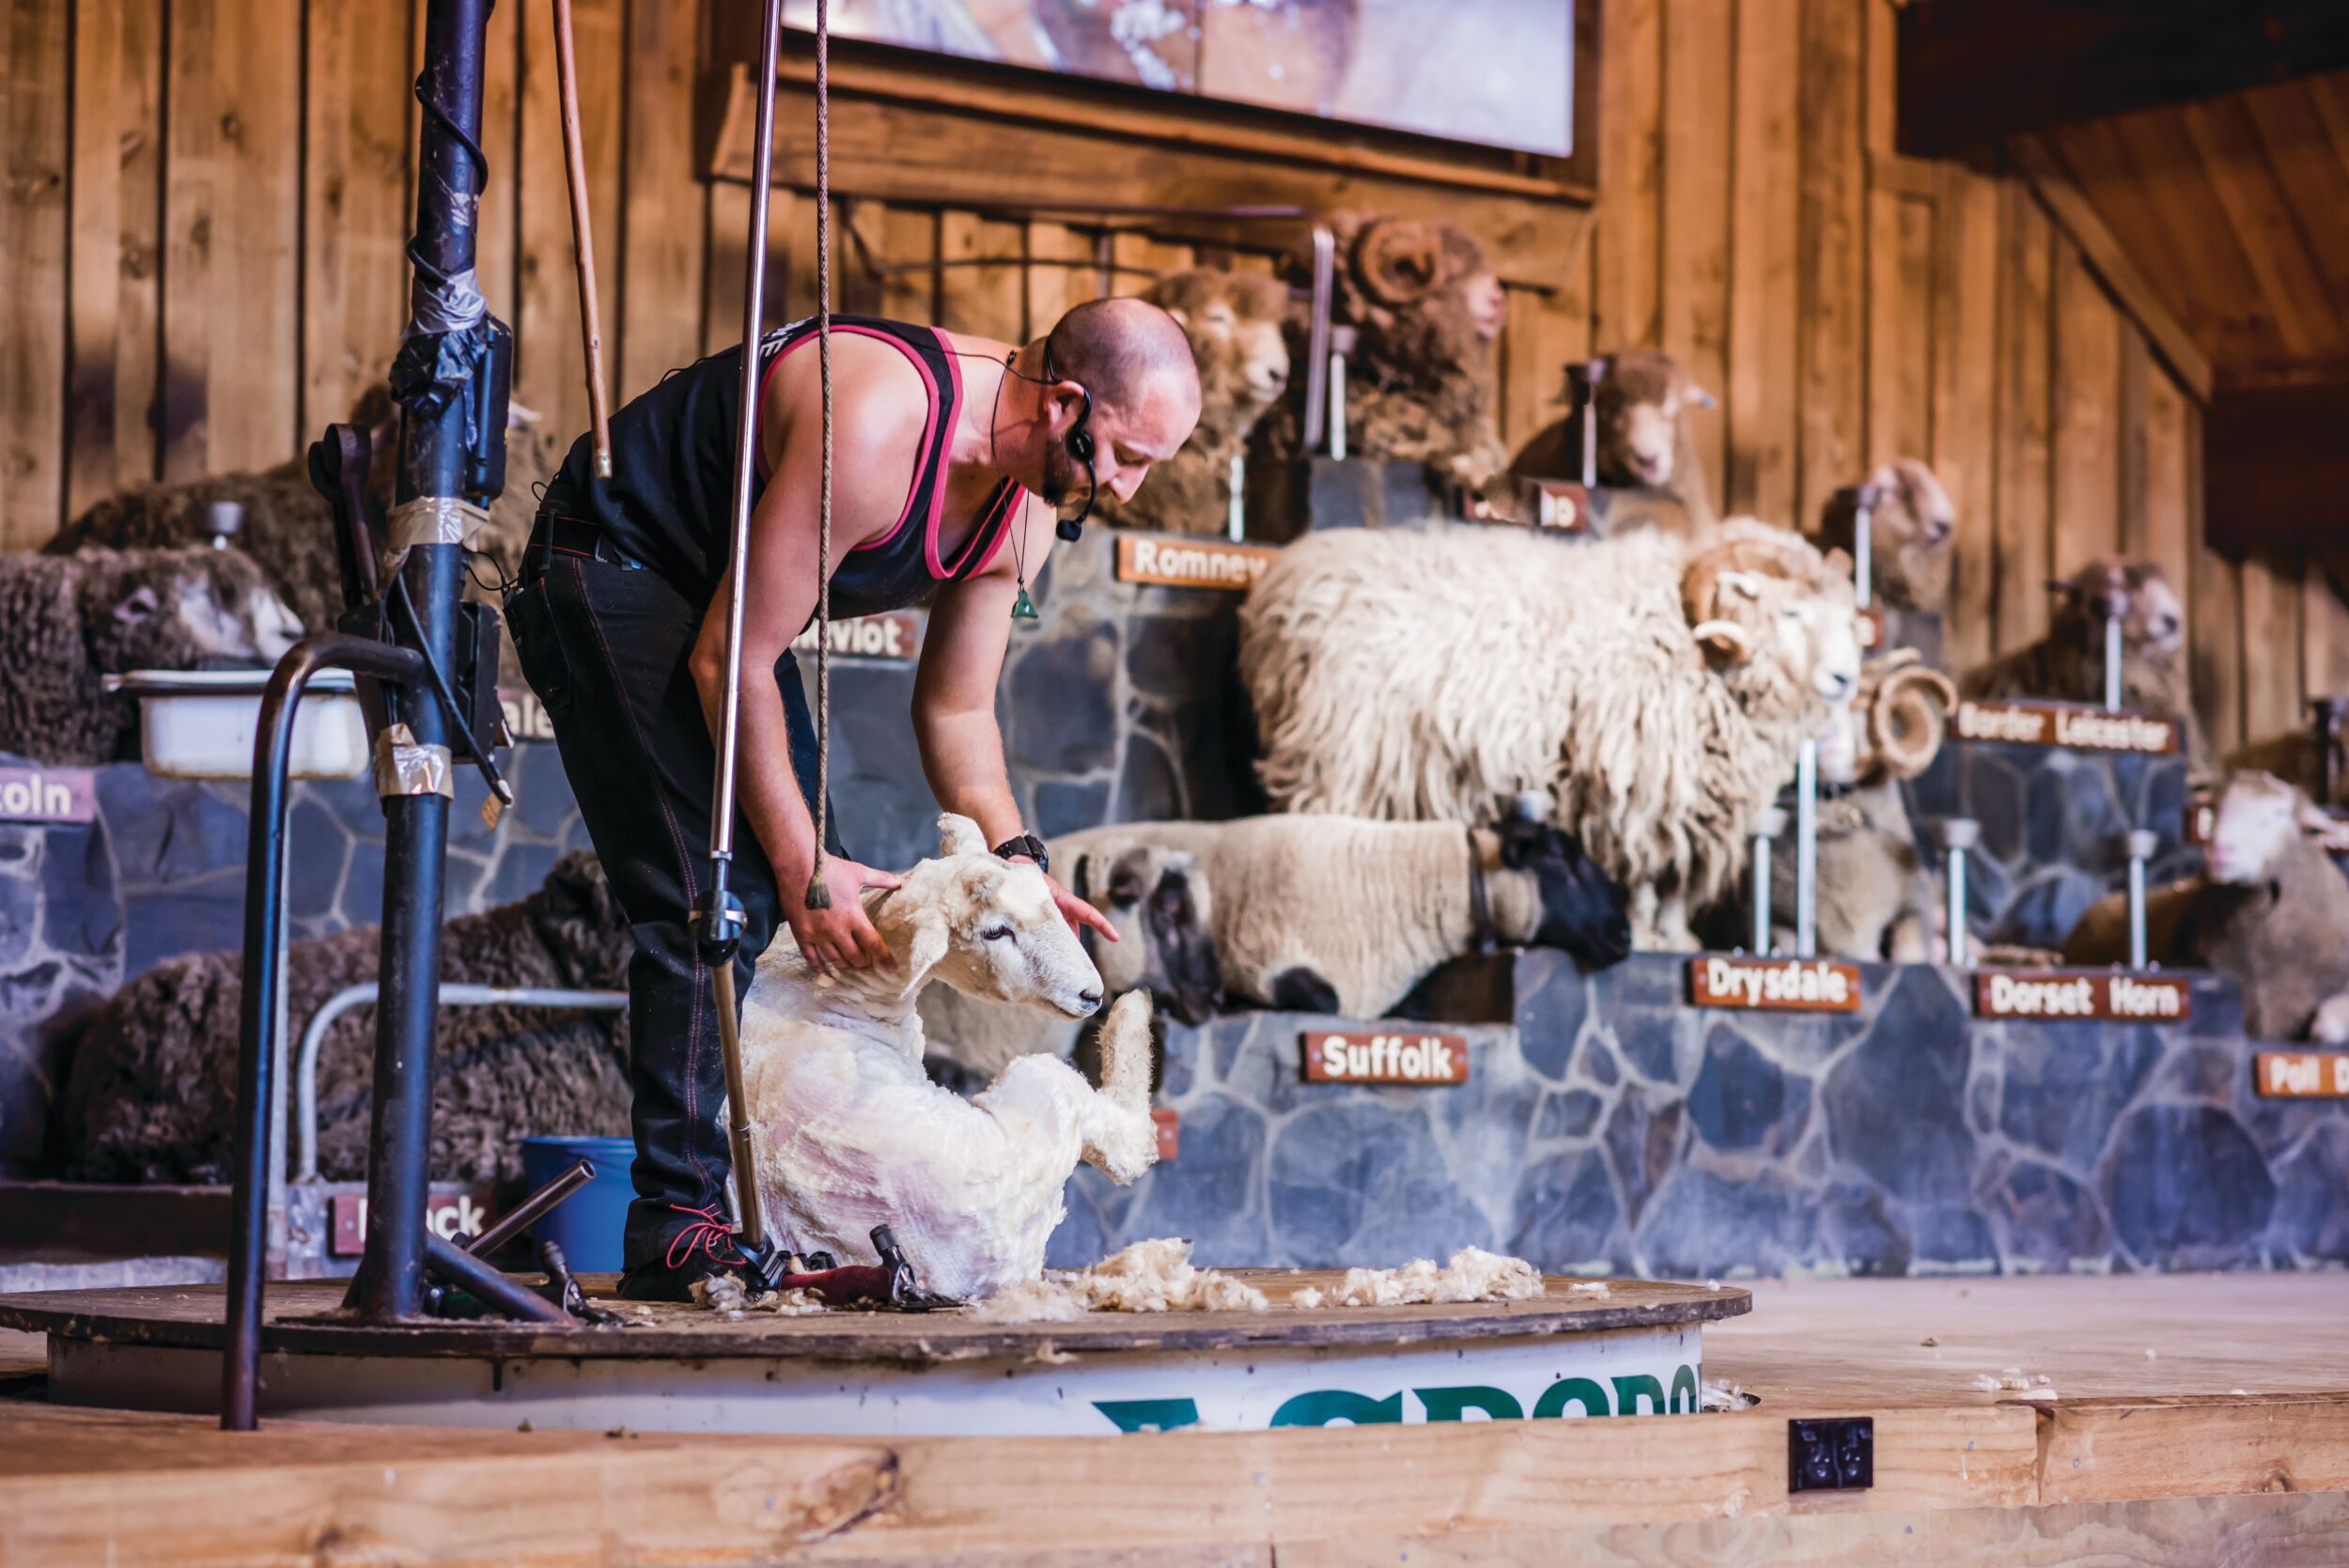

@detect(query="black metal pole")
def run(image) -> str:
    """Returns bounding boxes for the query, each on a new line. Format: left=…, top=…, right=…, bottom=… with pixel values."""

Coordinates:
left=352, top=0, right=493, bottom=1323
left=222, top=637, right=427, bottom=1433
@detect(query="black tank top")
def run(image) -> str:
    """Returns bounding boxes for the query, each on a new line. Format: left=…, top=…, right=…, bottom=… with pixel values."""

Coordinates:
left=540, top=315, right=1026, bottom=620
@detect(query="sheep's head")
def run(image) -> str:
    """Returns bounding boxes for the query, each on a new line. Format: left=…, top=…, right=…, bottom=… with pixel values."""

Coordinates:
left=1491, top=811, right=1632, bottom=969
left=2204, top=771, right=2322, bottom=886
left=1816, top=649, right=1959, bottom=785
left=1587, top=349, right=1713, bottom=489
left=1681, top=521, right=1863, bottom=715
left=1817, top=458, right=1955, bottom=611
left=1146, top=269, right=1294, bottom=446
left=1319, top=211, right=1506, bottom=379
left=1068, top=844, right=1222, bottom=1027
left=2051, top=557, right=2186, bottom=663
left=78, top=544, right=304, bottom=674
left=885, top=814, right=1103, bottom=1018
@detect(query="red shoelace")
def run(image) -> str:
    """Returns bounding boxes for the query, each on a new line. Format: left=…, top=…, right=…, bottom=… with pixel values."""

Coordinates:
left=663, top=1203, right=744, bottom=1270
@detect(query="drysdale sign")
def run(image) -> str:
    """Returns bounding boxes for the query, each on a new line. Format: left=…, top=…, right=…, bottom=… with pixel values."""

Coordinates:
left=1688, top=955, right=1862, bottom=1013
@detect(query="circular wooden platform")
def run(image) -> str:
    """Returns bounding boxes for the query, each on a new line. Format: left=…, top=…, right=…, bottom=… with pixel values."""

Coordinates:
left=0, top=1271, right=1748, bottom=1364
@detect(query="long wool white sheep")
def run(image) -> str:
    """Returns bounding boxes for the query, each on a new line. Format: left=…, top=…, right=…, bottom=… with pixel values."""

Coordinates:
left=1238, top=520, right=1862, bottom=949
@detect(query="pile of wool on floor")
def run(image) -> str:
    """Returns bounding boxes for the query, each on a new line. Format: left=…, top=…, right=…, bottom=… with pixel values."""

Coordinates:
left=967, top=1238, right=1271, bottom=1322
left=689, top=1272, right=827, bottom=1319
left=1289, top=1247, right=1547, bottom=1309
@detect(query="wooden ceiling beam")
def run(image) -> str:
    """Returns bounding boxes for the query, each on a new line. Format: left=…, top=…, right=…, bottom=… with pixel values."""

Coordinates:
left=2006, top=137, right=2215, bottom=403
left=1898, top=1, right=2349, bottom=158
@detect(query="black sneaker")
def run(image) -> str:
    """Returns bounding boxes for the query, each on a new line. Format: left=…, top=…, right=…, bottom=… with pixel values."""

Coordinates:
left=618, top=1203, right=742, bottom=1302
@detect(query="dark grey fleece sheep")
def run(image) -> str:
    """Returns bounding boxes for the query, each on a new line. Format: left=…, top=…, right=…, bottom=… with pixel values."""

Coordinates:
left=0, top=545, right=303, bottom=765
left=50, top=409, right=566, bottom=636
left=54, top=850, right=635, bottom=1185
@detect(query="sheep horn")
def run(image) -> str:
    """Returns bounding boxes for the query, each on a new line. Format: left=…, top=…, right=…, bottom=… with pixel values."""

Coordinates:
left=1354, top=219, right=1445, bottom=306
left=1866, top=663, right=1959, bottom=780
left=1690, top=619, right=1753, bottom=662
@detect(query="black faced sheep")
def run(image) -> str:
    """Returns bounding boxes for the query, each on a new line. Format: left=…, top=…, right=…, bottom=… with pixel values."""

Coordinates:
left=54, top=850, right=634, bottom=1185
left=2061, top=771, right=2349, bottom=1042
left=1240, top=518, right=1863, bottom=951
left=51, top=404, right=565, bottom=636
left=1257, top=211, right=1510, bottom=488
left=0, top=545, right=304, bottom=766
left=1095, top=269, right=1293, bottom=536
left=919, top=841, right=1221, bottom=1083
left=1048, top=812, right=1629, bottom=1019
left=1810, top=458, right=1955, bottom=613
left=1961, top=556, right=2202, bottom=766
left=1509, top=348, right=1719, bottom=540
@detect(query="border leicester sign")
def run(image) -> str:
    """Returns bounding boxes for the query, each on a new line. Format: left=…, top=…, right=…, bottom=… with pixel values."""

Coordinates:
left=1115, top=535, right=1280, bottom=591
left=1952, top=698, right=2179, bottom=754
left=1688, top=956, right=1862, bottom=1014
left=2256, top=1052, right=2349, bottom=1098
left=1301, top=1031, right=1470, bottom=1085
left=1973, top=970, right=2192, bottom=1021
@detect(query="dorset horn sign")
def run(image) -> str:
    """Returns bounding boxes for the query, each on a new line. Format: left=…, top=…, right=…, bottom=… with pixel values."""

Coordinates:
left=1972, top=970, right=2192, bottom=1022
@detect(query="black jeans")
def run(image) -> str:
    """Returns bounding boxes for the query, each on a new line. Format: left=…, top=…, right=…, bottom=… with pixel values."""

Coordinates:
left=506, top=546, right=841, bottom=1269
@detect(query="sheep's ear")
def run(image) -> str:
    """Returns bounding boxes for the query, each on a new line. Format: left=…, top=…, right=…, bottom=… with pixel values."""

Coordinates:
left=112, top=584, right=163, bottom=627
left=1822, top=547, right=1855, bottom=579
left=1107, top=849, right=1151, bottom=909
left=1691, top=619, right=1754, bottom=663
left=902, top=902, right=950, bottom=977
left=1716, top=569, right=1768, bottom=601
left=1688, top=382, right=1719, bottom=411
left=1161, top=304, right=1190, bottom=331
left=936, top=813, right=988, bottom=858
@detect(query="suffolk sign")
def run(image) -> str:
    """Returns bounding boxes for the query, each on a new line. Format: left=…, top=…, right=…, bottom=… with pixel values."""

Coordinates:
left=1972, top=970, right=2191, bottom=1022
left=1952, top=698, right=2179, bottom=755
left=1302, top=1031, right=1470, bottom=1085
left=1688, top=956, right=1862, bottom=1014
left=1115, top=536, right=1280, bottom=591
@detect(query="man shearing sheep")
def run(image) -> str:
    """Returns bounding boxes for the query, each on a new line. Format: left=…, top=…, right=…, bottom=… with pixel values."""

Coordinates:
left=507, top=300, right=1203, bottom=1299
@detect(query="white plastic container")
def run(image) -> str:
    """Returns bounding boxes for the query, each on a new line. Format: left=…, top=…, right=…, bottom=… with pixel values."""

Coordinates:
left=104, top=669, right=370, bottom=781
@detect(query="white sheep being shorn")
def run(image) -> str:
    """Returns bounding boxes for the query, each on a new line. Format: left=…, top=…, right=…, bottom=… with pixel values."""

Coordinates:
left=741, top=815, right=1159, bottom=1300
left=2061, top=771, right=2349, bottom=1042
left=919, top=840, right=1220, bottom=1086
left=1240, top=520, right=1862, bottom=950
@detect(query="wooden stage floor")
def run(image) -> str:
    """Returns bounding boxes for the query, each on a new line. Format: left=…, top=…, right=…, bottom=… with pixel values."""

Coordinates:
left=3, top=1272, right=2346, bottom=1565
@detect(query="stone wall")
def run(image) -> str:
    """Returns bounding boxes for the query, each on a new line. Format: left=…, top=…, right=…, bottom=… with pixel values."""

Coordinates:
left=1052, top=951, right=2348, bottom=1278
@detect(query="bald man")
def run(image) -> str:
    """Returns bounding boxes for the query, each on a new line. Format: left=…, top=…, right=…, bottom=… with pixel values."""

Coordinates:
left=508, top=299, right=1203, bottom=1297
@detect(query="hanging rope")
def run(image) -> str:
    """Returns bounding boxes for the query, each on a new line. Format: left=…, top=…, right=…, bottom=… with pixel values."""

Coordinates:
left=802, top=0, right=836, bottom=912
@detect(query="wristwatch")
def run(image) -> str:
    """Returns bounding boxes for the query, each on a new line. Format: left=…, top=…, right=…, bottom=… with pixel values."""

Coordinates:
left=992, top=833, right=1050, bottom=874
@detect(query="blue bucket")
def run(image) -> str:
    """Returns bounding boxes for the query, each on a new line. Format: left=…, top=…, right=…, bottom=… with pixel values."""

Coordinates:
left=520, top=1135, right=636, bottom=1274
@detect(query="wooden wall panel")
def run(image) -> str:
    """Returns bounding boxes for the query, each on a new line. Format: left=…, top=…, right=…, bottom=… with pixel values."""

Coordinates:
left=303, top=0, right=415, bottom=438
left=1724, top=0, right=1802, bottom=521
left=1992, top=179, right=2054, bottom=654
left=1795, top=0, right=1866, bottom=536
left=1932, top=163, right=2001, bottom=679
left=2048, top=247, right=2123, bottom=578
left=64, top=0, right=163, bottom=515
left=3, top=0, right=72, bottom=545
left=516, top=0, right=622, bottom=433
left=1865, top=190, right=1935, bottom=468
left=1657, top=0, right=1733, bottom=490
left=1595, top=0, right=1663, bottom=350
left=617, top=0, right=709, bottom=396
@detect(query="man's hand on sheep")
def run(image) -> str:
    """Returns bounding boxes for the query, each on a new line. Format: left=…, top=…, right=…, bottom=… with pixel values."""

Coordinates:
left=1019, top=862, right=1119, bottom=948
left=790, top=857, right=905, bottom=974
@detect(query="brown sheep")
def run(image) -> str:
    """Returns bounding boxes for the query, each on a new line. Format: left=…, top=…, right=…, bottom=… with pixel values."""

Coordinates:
left=0, top=546, right=304, bottom=765
left=1095, top=269, right=1293, bottom=535
left=52, top=400, right=565, bottom=636
left=1961, top=556, right=2203, bottom=766
left=1257, top=211, right=1509, bottom=488
left=1510, top=348, right=1719, bottom=539
left=54, top=851, right=634, bottom=1186
left=1810, top=458, right=1955, bottom=613
left=2061, top=771, right=2349, bottom=1042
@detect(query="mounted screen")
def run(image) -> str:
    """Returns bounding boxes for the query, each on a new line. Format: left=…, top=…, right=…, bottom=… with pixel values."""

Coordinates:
left=782, top=0, right=1576, bottom=158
